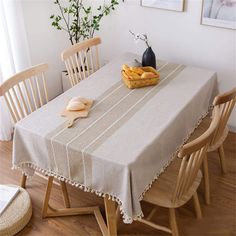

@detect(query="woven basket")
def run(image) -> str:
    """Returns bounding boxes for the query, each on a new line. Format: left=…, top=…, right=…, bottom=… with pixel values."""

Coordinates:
left=0, top=185, right=32, bottom=236
left=122, top=67, right=159, bottom=89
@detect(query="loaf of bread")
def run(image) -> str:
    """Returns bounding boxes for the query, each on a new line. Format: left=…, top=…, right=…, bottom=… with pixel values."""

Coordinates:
left=141, top=72, right=157, bottom=79
left=66, top=101, right=85, bottom=111
left=70, top=97, right=90, bottom=105
left=122, top=71, right=130, bottom=80
left=122, top=64, right=130, bottom=71
left=142, top=66, right=159, bottom=76
left=125, top=69, right=140, bottom=80
left=122, top=64, right=160, bottom=81
left=130, top=67, right=145, bottom=75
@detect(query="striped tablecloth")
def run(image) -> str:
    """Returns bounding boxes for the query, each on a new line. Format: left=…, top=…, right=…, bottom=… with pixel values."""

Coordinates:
left=13, top=52, right=217, bottom=223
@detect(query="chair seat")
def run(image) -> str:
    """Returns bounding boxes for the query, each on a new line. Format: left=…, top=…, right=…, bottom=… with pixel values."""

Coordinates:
left=188, top=115, right=228, bottom=152
left=143, top=157, right=202, bottom=208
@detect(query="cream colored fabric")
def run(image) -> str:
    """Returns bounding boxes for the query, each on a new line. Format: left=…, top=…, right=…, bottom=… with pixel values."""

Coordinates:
left=13, top=53, right=217, bottom=223
left=0, top=185, right=32, bottom=236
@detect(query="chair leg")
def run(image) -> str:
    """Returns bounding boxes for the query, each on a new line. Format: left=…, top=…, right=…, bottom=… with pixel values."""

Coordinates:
left=42, top=176, right=54, bottom=218
left=60, top=181, right=70, bottom=208
left=192, top=192, right=202, bottom=219
left=20, top=173, right=27, bottom=189
left=169, top=208, right=179, bottom=236
left=203, top=155, right=210, bottom=205
left=218, top=144, right=227, bottom=174
left=147, top=207, right=158, bottom=221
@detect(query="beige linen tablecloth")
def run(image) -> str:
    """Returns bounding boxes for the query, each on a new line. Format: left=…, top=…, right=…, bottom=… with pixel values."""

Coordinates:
left=13, top=53, right=217, bottom=223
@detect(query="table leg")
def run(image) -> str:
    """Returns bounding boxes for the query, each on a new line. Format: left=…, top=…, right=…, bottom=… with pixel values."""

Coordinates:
left=104, top=196, right=117, bottom=236
left=60, top=180, right=71, bottom=208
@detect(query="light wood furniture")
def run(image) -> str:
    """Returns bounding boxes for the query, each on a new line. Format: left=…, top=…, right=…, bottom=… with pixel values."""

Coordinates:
left=61, top=37, right=101, bottom=87
left=0, top=64, right=71, bottom=212
left=203, top=87, right=236, bottom=204
left=104, top=196, right=118, bottom=236
left=137, top=106, right=221, bottom=236
left=42, top=176, right=108, bottom=236
left=189, top=87, right=236, bottom=205
left=210, top=87, right=236, bottom=171
left=0, top=64, right=49, bottom=123
left=0, top=63, right=49, bottom=189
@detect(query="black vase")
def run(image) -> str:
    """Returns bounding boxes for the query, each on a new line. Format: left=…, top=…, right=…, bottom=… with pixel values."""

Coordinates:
left=142, top=47, right=156, bottom=69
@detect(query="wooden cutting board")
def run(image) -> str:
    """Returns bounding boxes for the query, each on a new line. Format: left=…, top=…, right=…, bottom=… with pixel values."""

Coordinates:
left=61, top=99, right=93, bottom=128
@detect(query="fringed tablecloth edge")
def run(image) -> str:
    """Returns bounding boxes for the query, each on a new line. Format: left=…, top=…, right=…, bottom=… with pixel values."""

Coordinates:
left=12, top=105, right=213, bottom=224
left=138, top=105, right=213, bottom=203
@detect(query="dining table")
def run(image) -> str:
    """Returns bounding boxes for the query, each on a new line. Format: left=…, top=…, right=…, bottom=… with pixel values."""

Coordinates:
left=12, top=52, right=217, bottom=236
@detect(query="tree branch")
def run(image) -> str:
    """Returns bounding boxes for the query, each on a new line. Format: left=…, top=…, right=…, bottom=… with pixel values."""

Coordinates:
left=57, top=0, right=74, bottom=44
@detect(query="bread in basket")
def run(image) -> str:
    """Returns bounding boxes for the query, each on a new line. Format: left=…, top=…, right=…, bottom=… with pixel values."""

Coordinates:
left=121, top=64, right=160, bottom=89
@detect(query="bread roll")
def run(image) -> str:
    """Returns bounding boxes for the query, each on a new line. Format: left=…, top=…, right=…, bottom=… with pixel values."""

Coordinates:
left=78, top=97, right=90, bottom=105
left=70, top=97, right=80, bottom=103
left=70, top=96, right=90, bottom=105
left=142, top=67, right=160, bottom=77
left=125, top=69, right=140, bottom=80
left=122, top=71, right=130, bottom=80
left=130, top=67, right=144, bottom=75
left=141, top=72, right=157, bottom=79
left=66, top=101, right=85, bottom=111
left=146, top=67, right=159, bottom=75
left=122, top=64, right=130, bottom=71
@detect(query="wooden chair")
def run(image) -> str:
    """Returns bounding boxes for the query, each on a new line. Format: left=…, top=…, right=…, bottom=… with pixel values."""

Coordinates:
left=138, top=105, right=221, bottom=236
left=202, top=87, right=236, bottom=204
left=61, top=37, right=101, bottom=88
left=0, top=63, right=70, bottom=205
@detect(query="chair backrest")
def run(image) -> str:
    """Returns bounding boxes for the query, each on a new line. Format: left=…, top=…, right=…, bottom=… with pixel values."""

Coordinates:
left=61, top=37, right=101, bottom=87
left=172, top=106, right=221, bottom=202
left=0, top=63, right=49, bottom=123
left=210, top=87, right=236, bottom=147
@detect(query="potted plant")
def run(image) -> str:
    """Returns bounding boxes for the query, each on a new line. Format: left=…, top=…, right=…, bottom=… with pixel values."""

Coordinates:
left=50, top=0, right=123, bottom=90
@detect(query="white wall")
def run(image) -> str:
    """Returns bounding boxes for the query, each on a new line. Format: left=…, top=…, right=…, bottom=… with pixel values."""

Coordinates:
left=21, top=0, right=236, bottom=129
left=21, top=0, right=69, bottom=100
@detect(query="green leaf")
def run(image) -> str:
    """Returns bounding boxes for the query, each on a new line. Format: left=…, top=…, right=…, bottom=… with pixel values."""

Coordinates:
left=50, top=0, right=122, bottom=45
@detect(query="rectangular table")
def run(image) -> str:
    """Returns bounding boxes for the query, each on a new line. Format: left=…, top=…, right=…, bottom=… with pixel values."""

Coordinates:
left=13, top=52, right=217, bottom=235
